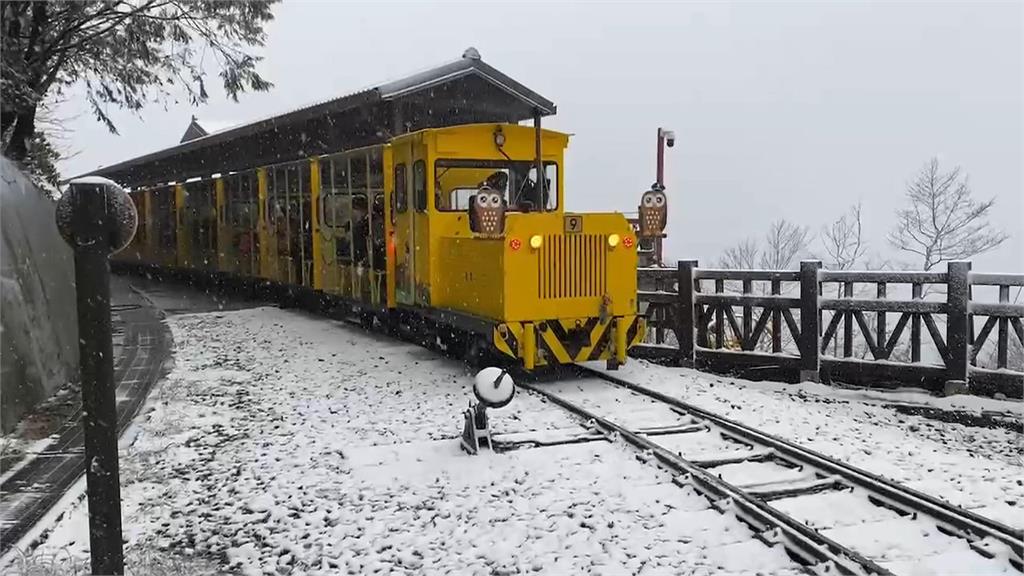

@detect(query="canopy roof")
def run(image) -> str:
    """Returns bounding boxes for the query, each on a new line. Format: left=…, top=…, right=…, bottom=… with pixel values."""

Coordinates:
left=76, top=49, right=556, bottom=188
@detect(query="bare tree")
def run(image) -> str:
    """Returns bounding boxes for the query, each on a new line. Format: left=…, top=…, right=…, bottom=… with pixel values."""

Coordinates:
left=718, top=238, right=759, bottom=269
left=719, top=220, right=809, bottom=272
left=888, top=158, right=1008, bottom=270
left=760, top=219, right=810, bottom=270
left=818, top=203, right=868, bottom=356
left=822, top=202, right=867, bottom=271
left=713, top=219, right=809, bottom=352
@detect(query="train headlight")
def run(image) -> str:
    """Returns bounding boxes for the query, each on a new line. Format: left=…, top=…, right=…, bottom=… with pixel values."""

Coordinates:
left=530, top=235, right=543, bottom=249
left=607, top=234, right=621, bottom=248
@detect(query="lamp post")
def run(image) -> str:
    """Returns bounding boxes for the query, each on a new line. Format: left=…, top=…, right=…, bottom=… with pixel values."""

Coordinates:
left=55, top=176, right=138, bottom=575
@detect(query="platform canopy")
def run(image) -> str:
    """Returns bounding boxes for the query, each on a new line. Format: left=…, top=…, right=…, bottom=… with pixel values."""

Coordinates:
left=74, top=49, right=556, bottom=188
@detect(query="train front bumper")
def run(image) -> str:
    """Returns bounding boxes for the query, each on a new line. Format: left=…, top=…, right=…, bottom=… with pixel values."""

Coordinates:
left=493, top=315, right=645, bottom=369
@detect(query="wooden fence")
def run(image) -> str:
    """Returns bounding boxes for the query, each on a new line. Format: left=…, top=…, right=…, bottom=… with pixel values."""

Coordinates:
left=636, top=260, right=1024, bottom=398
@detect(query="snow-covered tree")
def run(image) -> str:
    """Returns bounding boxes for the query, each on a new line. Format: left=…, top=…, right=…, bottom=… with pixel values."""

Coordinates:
left=1, top=1, right=276, bottom=184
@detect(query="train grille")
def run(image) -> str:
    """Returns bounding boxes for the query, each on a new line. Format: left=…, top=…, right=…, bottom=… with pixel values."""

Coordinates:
left=538, top=234, right=607, bottom=299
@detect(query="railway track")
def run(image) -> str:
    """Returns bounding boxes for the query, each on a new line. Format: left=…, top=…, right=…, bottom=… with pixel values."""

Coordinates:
left=514, top=366, right=1023, bottom=576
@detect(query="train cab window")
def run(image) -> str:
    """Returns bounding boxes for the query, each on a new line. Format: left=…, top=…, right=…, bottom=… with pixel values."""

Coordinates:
left=394, top=163, right=407, bottom=213
left=434, top=160, right=557, bottom=212
left=525, top=163, right=559, bottom=212
left=413, top=160, right=426, bottom=212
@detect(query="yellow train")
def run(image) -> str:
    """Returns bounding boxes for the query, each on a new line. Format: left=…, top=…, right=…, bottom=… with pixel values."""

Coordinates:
left=106, top=52, right=645, bottom=370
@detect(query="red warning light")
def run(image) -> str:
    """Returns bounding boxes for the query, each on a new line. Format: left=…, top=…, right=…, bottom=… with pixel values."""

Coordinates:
left=509, top=238, right=522, bottom=251
left=623, top=236, right=635, bottom=248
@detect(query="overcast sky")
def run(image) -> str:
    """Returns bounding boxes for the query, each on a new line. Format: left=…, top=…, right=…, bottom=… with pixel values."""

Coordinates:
left=57, top=1, right=1022, bottom=272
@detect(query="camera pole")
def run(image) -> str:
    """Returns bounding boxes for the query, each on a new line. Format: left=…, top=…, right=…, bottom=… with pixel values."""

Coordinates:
left=655, top=127, right=674, bottom=191
left=656, top=128, right=666, bottom=190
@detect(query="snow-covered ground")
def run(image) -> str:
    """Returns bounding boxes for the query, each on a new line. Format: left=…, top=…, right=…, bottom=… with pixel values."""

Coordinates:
left=4, top=307, right=806, bottom=575
left=588, top=361, right=1023, bottom=530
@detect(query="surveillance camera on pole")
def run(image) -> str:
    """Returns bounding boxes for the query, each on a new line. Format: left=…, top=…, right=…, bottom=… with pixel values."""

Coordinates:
left=460, top=367, right=515, bottom=454
left=55, top=175, right=137, bottom=576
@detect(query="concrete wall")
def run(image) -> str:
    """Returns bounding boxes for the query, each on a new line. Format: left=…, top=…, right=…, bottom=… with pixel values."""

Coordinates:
left=1, top=158, right=78, bottom=433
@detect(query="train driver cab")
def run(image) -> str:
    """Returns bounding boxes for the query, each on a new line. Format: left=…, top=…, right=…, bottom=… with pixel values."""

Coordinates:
left=435, top=161, right=558, bottom=215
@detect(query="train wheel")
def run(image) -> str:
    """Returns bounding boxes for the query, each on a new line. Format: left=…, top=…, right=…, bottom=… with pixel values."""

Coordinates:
left=438, top=328, right=470, bottom=359
left=359, top=312, right=374, bottom=330
left=465, top=336, right=498, bottom=368
left=382, top=311, right=402, bottom=337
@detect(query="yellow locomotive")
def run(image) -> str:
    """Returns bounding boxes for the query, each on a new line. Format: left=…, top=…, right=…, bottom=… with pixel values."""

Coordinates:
left=105, top=51, right=645, bottom=369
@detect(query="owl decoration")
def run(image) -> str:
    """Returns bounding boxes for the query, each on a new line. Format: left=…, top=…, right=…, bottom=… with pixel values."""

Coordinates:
left=638, top=188, right=668, bottom=238
left=469, top=186, right=506, bottom=236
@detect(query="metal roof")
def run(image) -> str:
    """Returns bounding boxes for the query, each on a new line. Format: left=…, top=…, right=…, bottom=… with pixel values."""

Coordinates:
left=72, top=50, right=556, bottom=187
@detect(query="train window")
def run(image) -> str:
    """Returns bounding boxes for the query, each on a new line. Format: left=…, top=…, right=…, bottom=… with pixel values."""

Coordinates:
left=350, top=154, right=367, bottom=197
left=154, top=187, right=175, bottom=247
left=395, top=163, right=407, bottom=213
left=322, top=193, right=350, bottom=228
left=221, top=177, right=232, bottom=226
left=413, top=160, right=426, bottom=212
left=368, top=149, right=383, bottom=192
left=239, top=173, right=256, bottom=230
left=230, top=181, right=249, bottom=228
left=319, top=158, right=332, bottom=196
left=271, top=167, right=287, bottom=229
left=336, top=157, right=349, bottom=194
left=285, top=165, right=301, bottom=259
left=434, top=159, right=558, bottom=212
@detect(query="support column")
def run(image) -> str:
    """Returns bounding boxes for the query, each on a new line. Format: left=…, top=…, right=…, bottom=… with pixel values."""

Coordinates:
left=945, top=261, right=971, bottom=393
left=799, top=260, right=822, bottom=382
left=676, top=260, right=697, bottom=367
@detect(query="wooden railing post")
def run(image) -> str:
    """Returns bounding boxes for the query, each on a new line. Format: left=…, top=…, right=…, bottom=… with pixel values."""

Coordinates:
left=946, top=261, right=971, bottom=392
left=799, top=260, right=821, bottom=382
left=677, top=260, right=697, bottom=368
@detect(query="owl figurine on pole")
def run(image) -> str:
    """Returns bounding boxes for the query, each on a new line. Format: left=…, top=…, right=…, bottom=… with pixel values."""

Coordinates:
left=638, top=186, right=667, bottom=238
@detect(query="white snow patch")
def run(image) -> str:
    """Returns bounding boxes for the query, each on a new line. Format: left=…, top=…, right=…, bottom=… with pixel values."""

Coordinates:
left=9, top=307, right=802, bottom=575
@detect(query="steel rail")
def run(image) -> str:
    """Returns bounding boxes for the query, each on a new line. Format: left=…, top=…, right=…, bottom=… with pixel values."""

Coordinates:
left=518, top=380, right=893, bottom=576
left=575, top=365, right=1024, bottom=571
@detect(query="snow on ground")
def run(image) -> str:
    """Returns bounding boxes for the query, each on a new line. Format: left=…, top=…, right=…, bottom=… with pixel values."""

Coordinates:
left=8, top=307, right=804, bottom=575
left=590, top=360, right=1023, bottom=530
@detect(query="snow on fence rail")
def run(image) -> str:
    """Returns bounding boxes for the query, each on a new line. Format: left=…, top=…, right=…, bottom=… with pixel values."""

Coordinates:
left=636, top=260, right=1024, bottom=398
